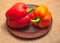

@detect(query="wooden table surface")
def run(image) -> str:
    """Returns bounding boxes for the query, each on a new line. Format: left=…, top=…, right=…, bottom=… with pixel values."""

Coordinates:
left=0, top=0, right=60, bottom=43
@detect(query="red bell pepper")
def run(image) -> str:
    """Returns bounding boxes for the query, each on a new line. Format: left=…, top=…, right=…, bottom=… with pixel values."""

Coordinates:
left=8, top=15, right=30, bottom=28
left=6, top=3, right=31, bottom=29
left=6, top=3, right=27, bottom=19
left=30, top=5, right=51, bottom=28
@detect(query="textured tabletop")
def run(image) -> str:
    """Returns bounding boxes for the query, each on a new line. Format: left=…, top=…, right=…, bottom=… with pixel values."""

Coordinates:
left=0, top=0, right=60, bottom=43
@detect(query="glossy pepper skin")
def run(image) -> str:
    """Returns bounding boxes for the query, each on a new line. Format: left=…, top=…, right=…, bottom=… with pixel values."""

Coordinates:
left=30, top=5, right=51, bottom=28
left=6, top=3, right=27, bottom=19
left=6, top=3, right=30, bottom=29
left=8, top=15, right=30, bottom=28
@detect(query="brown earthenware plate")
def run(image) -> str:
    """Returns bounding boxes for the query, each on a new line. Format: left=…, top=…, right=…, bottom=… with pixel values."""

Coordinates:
left=7, top=4, right=52, bottom=40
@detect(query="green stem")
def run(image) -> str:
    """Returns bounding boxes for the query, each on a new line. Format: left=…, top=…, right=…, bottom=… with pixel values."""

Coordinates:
left=31, top=16, right=42, bottom=23
left=27, top=8, right=34, bottom=13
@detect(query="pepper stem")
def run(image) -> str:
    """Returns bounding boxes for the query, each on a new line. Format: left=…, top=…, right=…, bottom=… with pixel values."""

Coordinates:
left=27, top=8, right=34, bottom=13
left=31, top=16, right=42, bottom=23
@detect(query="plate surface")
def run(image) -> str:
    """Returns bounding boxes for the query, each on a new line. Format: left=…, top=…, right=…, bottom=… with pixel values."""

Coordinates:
left=7, top=4, right=52, bottom=39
